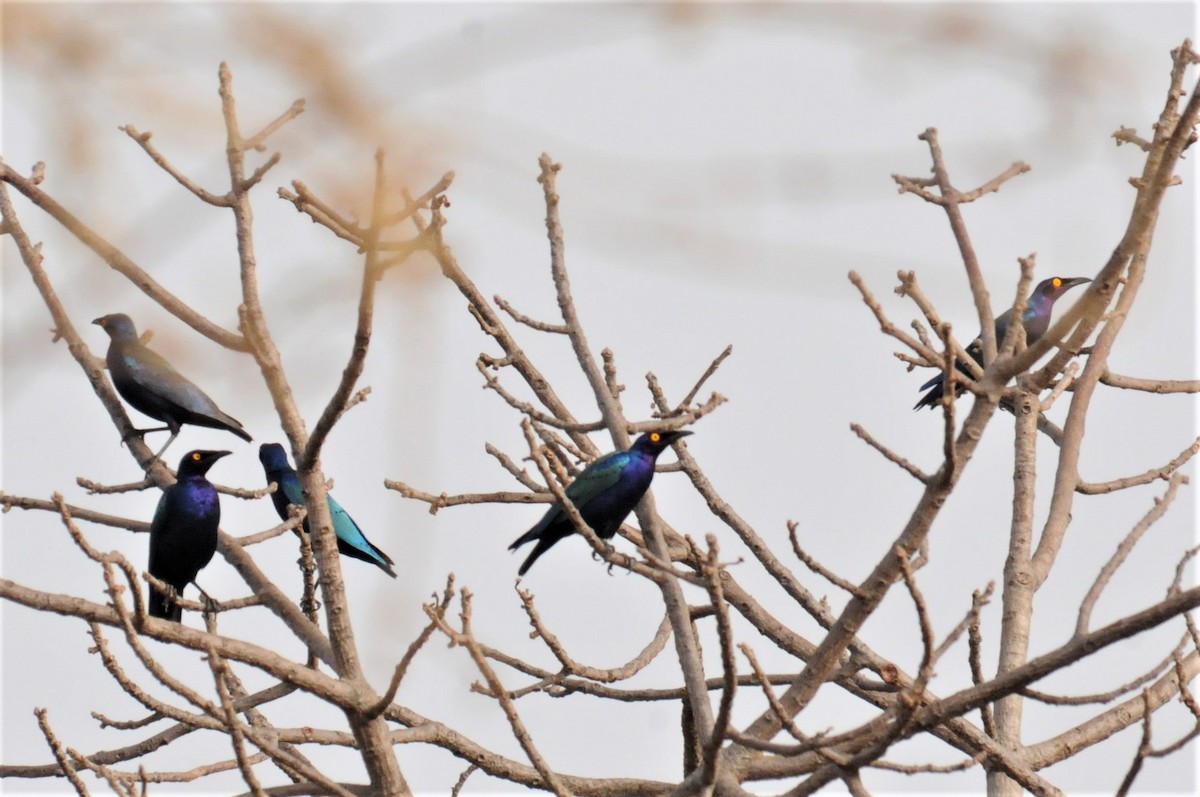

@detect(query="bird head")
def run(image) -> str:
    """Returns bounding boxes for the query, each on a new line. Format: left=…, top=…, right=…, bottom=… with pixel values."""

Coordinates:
left=258, top=443, right=291, bottom=473
left=176, top=449, right=231, bottom=477
left=92, top=313, right=138, bottom=340
left=1035, top=276, right=1091, bottom=303
left=634, top=429, right=693, bottom=456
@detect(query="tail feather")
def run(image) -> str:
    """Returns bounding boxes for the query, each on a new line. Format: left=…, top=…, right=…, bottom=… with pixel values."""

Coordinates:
left=914, top=373, right=946, bottom=410
left=517, top=536, right=556, bottom=576
left=221, top=416, right=252, bottom=442
left=509, top=526, right=541, bottom=552
left=336, top=537, right=397, bottom=578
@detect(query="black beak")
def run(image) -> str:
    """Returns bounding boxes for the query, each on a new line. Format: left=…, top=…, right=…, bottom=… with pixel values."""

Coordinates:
left=662, top=430, right=693, bottom=444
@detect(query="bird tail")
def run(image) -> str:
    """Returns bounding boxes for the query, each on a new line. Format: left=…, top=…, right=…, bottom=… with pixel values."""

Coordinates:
left=212, top=410, right=252, bottom=442
left=333, top=536, right=397, bottom=578
left=361, top=543, right=397, bottom=579
left=508, top=526, right=541, bottom=552
left=148, top=586, right=183, bottom=622
left=226, top=420, right=252, bottom=443
left=517, top=537, right=556, bottom=576
left=913, top=374, right=945, bottom=410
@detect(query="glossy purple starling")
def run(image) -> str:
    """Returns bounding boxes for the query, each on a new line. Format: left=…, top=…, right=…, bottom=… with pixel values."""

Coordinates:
left=914, top=276, right=1090, bottom=410
left=94, top=314, right=251, bottom=461
left=510, top=430, right=692, bottom=575
left=258, top=443, right=396, bottom=577
left=148, top=449, right=229, bottom=621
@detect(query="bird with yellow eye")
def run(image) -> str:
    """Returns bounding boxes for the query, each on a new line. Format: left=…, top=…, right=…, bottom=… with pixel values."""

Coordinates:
left=510, top=430, right=692, bottom=574
left=146, top=449, right=229, bottom=622
left=914, top=276, right=1091, bottom=410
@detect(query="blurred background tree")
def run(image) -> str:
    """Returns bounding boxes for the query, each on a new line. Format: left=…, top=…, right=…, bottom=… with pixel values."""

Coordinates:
left=1, top=4, right=1196, bottom=795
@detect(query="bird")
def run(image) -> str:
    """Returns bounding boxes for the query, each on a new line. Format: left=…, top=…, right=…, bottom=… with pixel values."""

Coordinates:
left=914, top=276, right=1091, bottom=410
left=258, top=443, right=397, bottom=578
left=93, top=313, right=251, bottom=463
left=509, top=430, right=693, bottom=575
left=147, top=449, right=230, bottom=621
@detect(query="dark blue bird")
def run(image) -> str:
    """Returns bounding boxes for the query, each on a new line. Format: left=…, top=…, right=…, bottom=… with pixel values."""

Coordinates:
left=148, top=449, right=229, bottom=621
left=914, top=276, right=1090, bottom=410
left=94, top=313, right=251, bottom=461
left=510, top=430, right=692, bottom=575
left=258, top=443, right=396, bottom=578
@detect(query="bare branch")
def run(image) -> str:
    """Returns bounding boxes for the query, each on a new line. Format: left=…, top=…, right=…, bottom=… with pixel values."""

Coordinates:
left=1077, top=473, right=1187, bottom=635
left=457, top=589, right=571, bottom=797
left=34, top=709, right=91, bottom=797
left=700, top=536, right=736, bottom=791
left=120, top=125, right=231, bottom=205
left=788, top=520, right=864, bottom=597
left=494, top=294, right=569, bottom=334
left=206, top=647, right=268, bottom=797
left=1076, top=437, right=1199, bottom=494
left=1113, top=692, right=1153, bottom=797
left=0, top=163, right=251, bottom=352
left=303, top=148, right=387, bottom=465
left=850, top=423, right=929, bottom=482
left=517, top=586, right=672, bottom=683
left=243, top=97, right=306, bottom=151
left=1100, top=370, right=1200, bottom=394
left=363, top=577, right=455, bottom=720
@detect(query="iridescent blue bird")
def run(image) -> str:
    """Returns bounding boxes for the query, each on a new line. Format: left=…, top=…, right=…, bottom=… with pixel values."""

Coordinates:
left=510, top=430, right=692, bottom=575
left=148, top=449, right=229, bottom=622
left=914, top=276, right=1090, bottom=410
left=94, top=313, right=251, bottom=462
left=258, top=443, right=396, bottom=578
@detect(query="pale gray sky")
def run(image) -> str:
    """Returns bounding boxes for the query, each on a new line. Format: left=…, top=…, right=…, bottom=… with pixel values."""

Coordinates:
left=2, top=3, right=1196, bottom=793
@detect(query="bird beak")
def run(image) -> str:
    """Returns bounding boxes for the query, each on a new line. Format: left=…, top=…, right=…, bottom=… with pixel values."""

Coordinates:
left=1066, top=277, right=1092, bottom=289
left=664, top=430, right=693, bottom=443
left=92, top=317, right=104, bottom=327
left=211, top=450, right=233, bottom=461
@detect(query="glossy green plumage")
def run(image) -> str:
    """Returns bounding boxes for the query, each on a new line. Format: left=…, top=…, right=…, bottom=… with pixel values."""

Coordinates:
left=914, top=276, right=1090, bottom=410
left=509, top=431, right=692, bottom=575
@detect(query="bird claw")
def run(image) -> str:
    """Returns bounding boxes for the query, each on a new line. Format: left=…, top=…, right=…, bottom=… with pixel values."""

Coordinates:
left=301, top=589, right=323, bottom=616
left=195, top=585, right=221, bottom=615
left=162, top=585, right=180, bottom=615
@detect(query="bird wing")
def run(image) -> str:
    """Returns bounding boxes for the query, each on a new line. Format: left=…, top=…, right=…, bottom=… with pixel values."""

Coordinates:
left=328, top=493, right=395, bottom=568
left=993, top=307, right=1015, bottom=346
left=917, top=372, right=944, bottom=392
left=118, top=342, right=228, bottom=418
left=509, top=451, right=631, bottom=551
left=564, top=451, right=631, bottom=506
left=275, top=470, right=307, bottom=506
left=147, top=489, right=174, bottom=579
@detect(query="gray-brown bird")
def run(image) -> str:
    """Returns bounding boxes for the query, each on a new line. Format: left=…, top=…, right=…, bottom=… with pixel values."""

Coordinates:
left=94, top=313, right=250, bottom=462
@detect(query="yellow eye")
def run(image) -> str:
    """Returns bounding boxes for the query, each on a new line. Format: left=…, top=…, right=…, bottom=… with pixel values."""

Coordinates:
left=650, top=432, right=661, bottom=443
left=192, top=452, right=201, bottom=461
left=1052, top=277, right=1062, bottom=288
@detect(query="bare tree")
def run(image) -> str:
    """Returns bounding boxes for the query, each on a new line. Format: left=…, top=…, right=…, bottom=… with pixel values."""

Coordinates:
left=0, top=35, right=1198, bottom=797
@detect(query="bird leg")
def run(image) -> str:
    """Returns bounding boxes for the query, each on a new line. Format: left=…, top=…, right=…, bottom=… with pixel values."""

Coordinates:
left=195, top=584, right=221, bottom=617
left=142, top=431, right=180, bottom=470
left=120, top=424, right=172, bottom=443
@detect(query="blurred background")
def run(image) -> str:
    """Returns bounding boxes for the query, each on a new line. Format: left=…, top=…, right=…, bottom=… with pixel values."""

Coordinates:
left=2, top=3, right=1196, bottom=794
